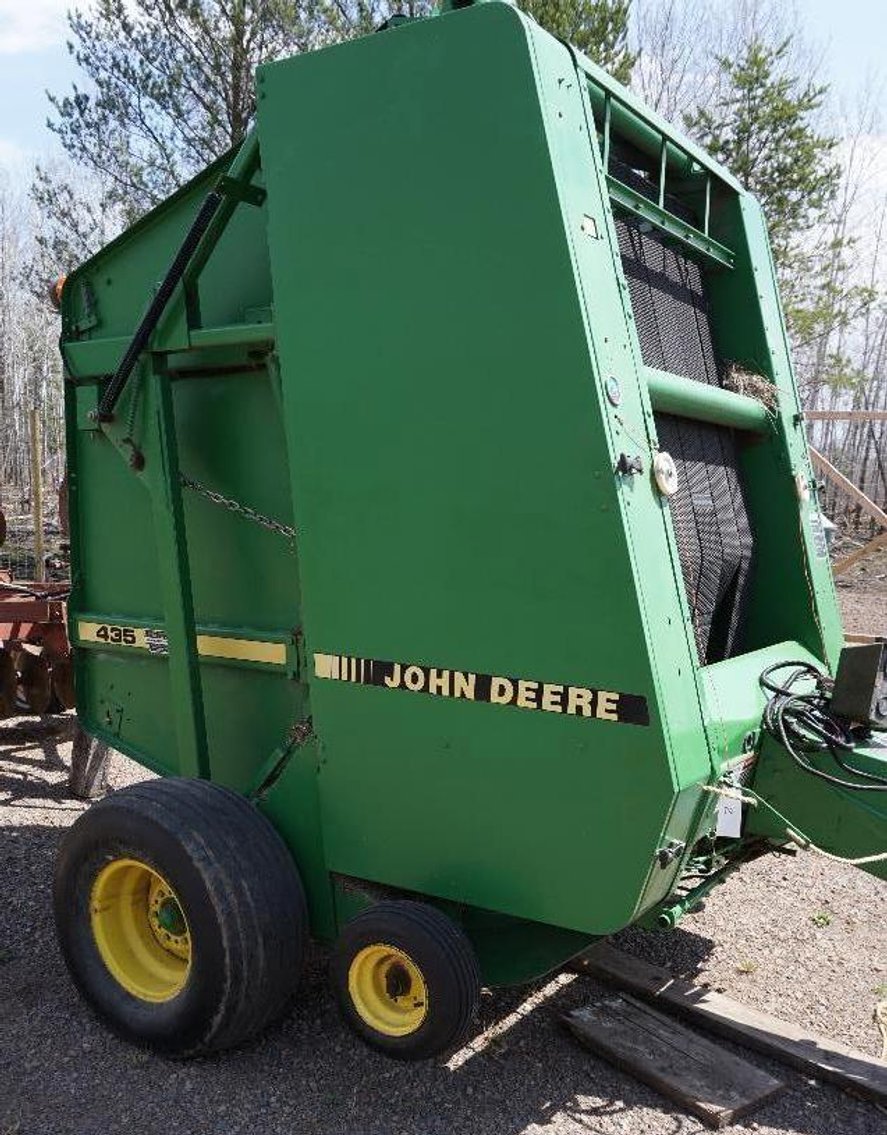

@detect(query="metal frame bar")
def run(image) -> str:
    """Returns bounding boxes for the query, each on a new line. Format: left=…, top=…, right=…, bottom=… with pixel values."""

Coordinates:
left=833, top=532, right=887, bottom=576
left=810, top=448, right=887, bottom=529
left=606, top=176, right=735, bottom=270
left=645, top=367, right=769, bottom=433
left=805, top=410, right=887, bottom=422
left=147, top=364, right=210, bottom=778
left=189, top=322, right=275, bottom=351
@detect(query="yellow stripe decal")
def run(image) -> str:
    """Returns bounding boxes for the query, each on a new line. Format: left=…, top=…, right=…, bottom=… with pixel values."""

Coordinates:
left=77, top=621, right=286, bottom=666
left=195, top=635, right=286, bottom=665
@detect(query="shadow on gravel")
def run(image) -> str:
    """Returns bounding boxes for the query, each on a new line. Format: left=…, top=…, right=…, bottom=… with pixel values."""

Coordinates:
left=0, top=751, right=879, bottom=1135
left=0, top=713, right=75, bottom=769
left=0, top=847, right=875, bottom=1135
left=612, top=922, right=718, bottom=981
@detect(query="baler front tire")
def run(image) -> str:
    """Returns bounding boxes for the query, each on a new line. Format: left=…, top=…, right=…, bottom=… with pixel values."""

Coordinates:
left=331, top=900, right=480, bottom=1060
left=54, top=777, right=308, bottom=1055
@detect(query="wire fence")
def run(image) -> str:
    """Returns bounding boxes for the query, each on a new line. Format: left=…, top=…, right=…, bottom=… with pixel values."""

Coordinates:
left=809, top=418, right=887, bottom=542
left=0, top=487, right=68, bottom=582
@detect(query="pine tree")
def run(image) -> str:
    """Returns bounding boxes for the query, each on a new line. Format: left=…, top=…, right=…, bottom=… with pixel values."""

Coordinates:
left=45, top=0, right=320, bottom=224
left=684, top=36, right=839, bottom=271
left=35, top=0, right=634, bottom=276
left=522, top=1, right=634, bottom=83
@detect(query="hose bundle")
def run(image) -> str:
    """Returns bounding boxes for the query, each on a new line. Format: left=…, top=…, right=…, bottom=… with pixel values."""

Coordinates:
left=760, top=660, right=887, bottom=793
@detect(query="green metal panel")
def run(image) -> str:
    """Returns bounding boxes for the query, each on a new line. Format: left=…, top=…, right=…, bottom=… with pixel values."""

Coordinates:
left=748, top=734, right=887, bottom=884
left=257, top=3, right=705, bottom=936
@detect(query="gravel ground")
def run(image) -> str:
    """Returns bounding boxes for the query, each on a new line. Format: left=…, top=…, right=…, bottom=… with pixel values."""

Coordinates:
left=1, top=584, right=886, bottom=1135
left=835, top=545, right=887, bottom=636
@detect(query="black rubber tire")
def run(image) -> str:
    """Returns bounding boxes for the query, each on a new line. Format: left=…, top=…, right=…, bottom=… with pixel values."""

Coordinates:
left=54, top=777, right=308, bottom=1055
left=331, top=900, right=480, bottom=1060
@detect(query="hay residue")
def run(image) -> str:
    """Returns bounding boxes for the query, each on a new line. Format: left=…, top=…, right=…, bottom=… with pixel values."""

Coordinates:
left=723, top=363, right=779, bottom=412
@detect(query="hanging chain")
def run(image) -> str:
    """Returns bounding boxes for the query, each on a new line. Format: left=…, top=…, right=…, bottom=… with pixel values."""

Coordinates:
left=180, top=474, right=297, bottom=542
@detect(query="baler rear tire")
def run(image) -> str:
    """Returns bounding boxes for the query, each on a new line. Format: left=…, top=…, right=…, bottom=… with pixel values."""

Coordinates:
left=54, top=777, right=308, bottom=1055
left=331, top=900, right=480, bottom=1060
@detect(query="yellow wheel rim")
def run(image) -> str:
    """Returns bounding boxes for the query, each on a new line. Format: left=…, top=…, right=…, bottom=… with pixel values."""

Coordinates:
left=348, top=943, right=428, bottom=1037
left=90, top=857, right=191, bottom=1003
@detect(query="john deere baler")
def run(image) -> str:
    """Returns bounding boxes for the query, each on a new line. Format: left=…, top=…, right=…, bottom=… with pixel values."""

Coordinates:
left=54, top=0, right=886, bottom=1060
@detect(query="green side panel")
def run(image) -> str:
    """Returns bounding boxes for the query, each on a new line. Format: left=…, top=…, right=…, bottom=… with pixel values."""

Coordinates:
left=459, top=911, right=593, bottom=986
left=174, top=370, right=300, bottom=632
left=77, top=650, right=174, bottom=762
left=195, top=174, right=272, bottom=331
left=65, top=274, right=303, bottom=793
left=258, top=2, right=700, bottom=936
left=62, top=156, right=272, bottom=366
left=748, top=734, right=887, bottom=884
left=70, top=383, right=162, bottom=617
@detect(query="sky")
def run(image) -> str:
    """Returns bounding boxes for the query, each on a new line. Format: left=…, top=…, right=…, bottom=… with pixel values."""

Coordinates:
left=0, top=0, right=883, bottom=172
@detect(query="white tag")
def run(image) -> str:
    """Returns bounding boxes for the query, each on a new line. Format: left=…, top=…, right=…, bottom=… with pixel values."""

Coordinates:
left=716, top=795, right=743, bottom=838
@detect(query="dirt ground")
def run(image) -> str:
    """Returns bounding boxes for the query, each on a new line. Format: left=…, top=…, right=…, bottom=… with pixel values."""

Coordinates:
left=834, top=544, right=887, bottom=637
left=1, top=579, right=886, bottom=1135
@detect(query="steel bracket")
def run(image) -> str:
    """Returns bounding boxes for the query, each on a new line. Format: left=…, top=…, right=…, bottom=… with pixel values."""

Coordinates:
left=217, top=174, right=267, bottom=208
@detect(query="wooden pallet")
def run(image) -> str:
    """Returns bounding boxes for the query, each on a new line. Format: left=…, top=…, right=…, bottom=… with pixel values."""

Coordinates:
left=576, top=944, right=887, bottom=1107
left=565, top=994, right=784, bottom=1128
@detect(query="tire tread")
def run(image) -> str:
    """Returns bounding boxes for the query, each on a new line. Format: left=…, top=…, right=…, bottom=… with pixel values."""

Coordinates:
left=54, top=777, right=308, bottom=1055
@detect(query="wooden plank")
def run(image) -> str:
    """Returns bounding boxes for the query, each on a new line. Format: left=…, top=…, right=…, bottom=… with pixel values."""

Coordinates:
left=846, top=633, right=887, bottom=645
left=578, top=944, right=887, bottom=1106
left=806, top=411, right=887, bottom=422
left=809, top=448, right=887, bottom=529
left=564, top=994, right=784, bottom=1129
left=834, top=531, right=887, bottom=576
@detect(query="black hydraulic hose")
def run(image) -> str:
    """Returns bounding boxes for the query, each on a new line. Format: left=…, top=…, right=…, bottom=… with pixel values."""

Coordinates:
left=96, top=188, right=224, bottom=420
left=759, top=660, right=887, bottom=792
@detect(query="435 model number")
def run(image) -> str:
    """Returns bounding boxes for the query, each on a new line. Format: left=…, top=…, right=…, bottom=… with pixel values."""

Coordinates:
left=93, top=624, right=138, bottom=645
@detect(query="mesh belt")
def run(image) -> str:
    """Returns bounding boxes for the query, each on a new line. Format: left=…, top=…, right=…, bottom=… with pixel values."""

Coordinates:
left=655, top=414, right=755, bottom=664
left=611, top=156, right=721, bottom=387
left=609, top=153, right=755, bottom=662
left=615, top=215, right=720, bottom=386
